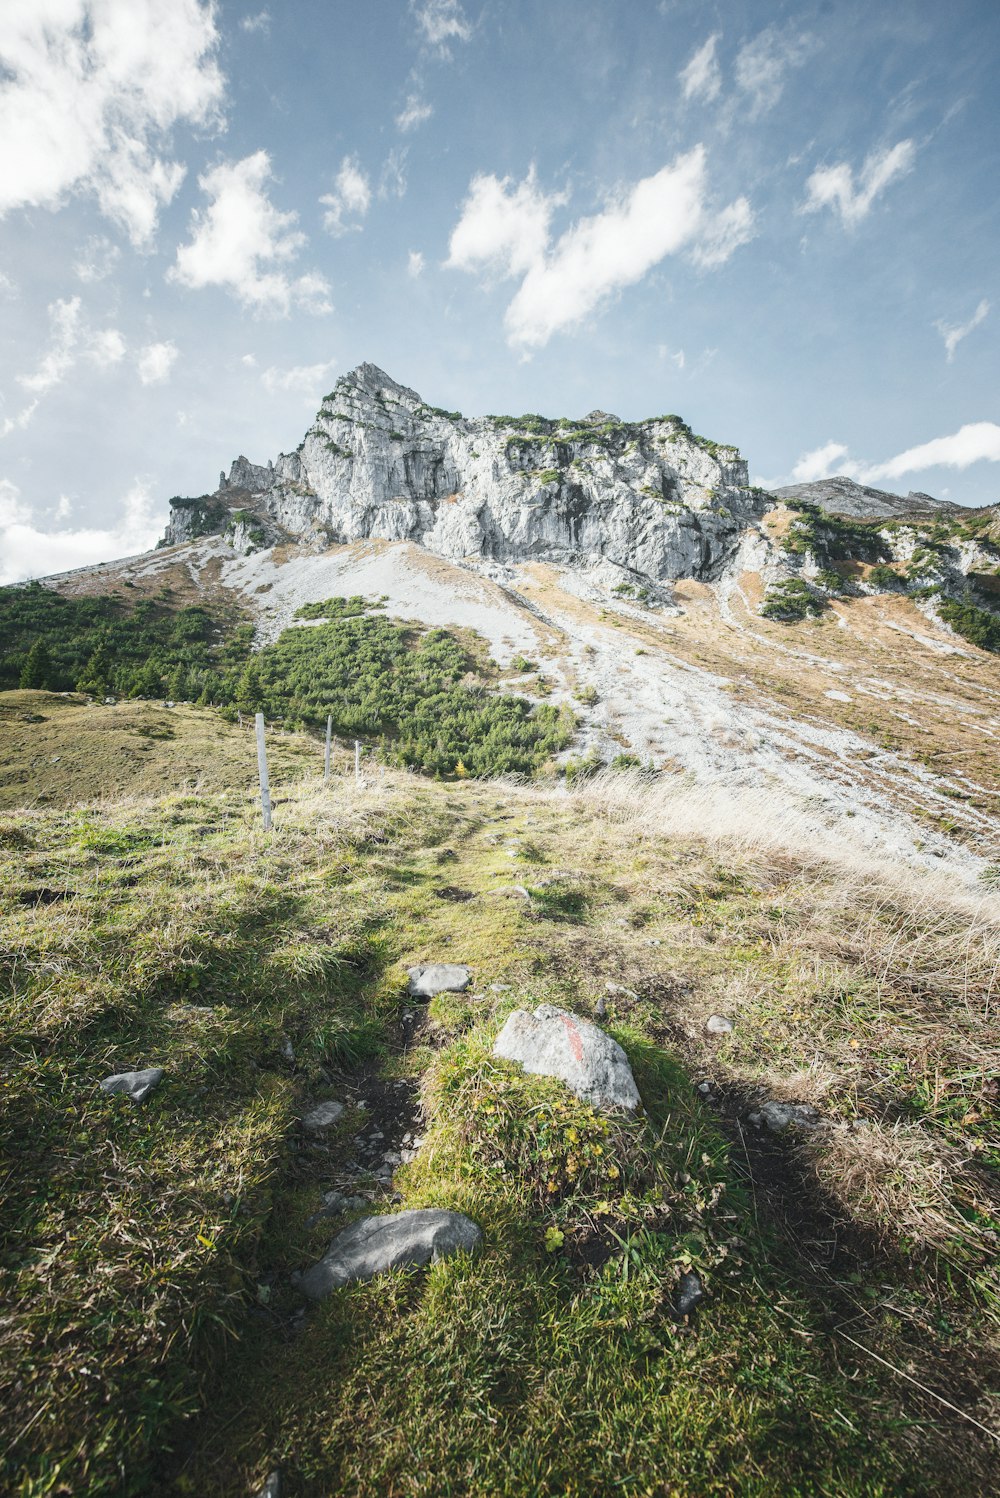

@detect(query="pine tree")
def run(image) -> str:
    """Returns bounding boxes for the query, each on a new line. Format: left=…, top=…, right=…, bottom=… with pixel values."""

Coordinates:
left=19, top=639, right=53, bottom=690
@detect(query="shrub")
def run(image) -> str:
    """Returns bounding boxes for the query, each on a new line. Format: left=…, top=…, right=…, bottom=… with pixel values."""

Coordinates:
left=760, top=578, right=825, bottom=621
left=938, top=595, right=1000, bottom=652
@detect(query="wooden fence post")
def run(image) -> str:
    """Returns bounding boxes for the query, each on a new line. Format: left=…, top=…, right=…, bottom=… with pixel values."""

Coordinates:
left=255, top=712, right=272, bottom=830
left=324, top=715, right=332, bottom=782
left=355, top=740, right=361, bottom=783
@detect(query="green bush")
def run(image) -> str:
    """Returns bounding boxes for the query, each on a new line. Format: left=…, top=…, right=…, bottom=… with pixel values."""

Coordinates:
left=867, top=564, right=902, bottom=591
left=938, top=595, right=1000, bottom=652
left=760, top=578, right=825, bottom=621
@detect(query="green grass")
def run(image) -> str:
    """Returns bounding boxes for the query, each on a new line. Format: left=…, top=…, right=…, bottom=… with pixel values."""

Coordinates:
left=2, top=745, right=999, bottom=1495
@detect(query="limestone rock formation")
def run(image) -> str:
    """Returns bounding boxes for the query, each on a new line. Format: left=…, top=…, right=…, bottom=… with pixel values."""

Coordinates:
left=162, top=362, right=759, bottom=581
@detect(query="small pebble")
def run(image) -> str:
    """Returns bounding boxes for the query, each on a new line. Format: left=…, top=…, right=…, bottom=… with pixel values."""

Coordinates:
left=705, top=1015, right=734, bottom=1035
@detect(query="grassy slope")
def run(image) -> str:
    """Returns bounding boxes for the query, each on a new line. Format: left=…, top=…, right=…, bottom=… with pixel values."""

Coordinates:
left=2, top=708, right=1000, bottom=1496
left=0, top=693, right=319, bottom=809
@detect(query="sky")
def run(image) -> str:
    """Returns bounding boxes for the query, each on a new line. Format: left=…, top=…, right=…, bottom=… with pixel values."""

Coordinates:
left=1, top=0, right=999, bottom=583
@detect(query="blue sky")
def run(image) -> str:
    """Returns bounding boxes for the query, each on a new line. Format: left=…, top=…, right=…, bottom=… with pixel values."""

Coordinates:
left=1, top=0, right=998, bottom=581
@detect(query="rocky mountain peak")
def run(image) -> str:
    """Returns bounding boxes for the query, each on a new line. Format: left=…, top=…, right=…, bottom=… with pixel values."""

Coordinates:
left=162, top=365, right=758, bottom=580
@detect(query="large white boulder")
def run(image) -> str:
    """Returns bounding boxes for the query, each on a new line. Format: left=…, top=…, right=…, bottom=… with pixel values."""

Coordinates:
left=492, top=1004, right=640, bottom=1112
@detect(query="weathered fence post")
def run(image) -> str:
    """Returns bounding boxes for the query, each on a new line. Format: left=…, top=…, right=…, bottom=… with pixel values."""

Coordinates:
left=324, top=715, right=332, bottom=782
left=355, top=739, right=361, bottom=783
left=255, top=712, right=272, bottom=830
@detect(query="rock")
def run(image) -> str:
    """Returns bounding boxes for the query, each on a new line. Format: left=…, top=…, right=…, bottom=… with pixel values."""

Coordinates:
left=279, top=1036, right=295, bottom=1063
left=162, top=362, right=756, bottom=584
left=294, top=1209, right=483, bottom=1300
left=492, top=1004, right=640, bottom=1112
left=673, top=1270, right=705, bottom=1318
left=99, top=1068, right=164, bottom=1104
left=705, top=1014, right=734, bottom=1035
left=594, top=996, right=607, bottom=1019
left=254, top=1470, right=282, bottom=1498
left=696, top=1080, right=713, bottom=1095
left=407, top=963, right=472, bottom=998
left=306, top=1191, right=368, bottom=1228
left=749, top=1101, right=821, bottom=1132
left=302, top=1100, right=344, bottom=1130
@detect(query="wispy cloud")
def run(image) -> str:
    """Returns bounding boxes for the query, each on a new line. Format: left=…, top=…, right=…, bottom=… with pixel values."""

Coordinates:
left=803, top=140, right=916, bottom=227
left=407, top=250, right=426, bottom=278
left=240, top=10, right=271, bottom=34
left=679, top=34, right=721, bottom=104
left=73, top=235, right=121, bottom=284
left=169, top=151, right=332, bottom=315
left=411, top=0, right=472, bottom=53
left=734, top=25, right=811, bottom=116
left=396, top=93, right=434, bottom=132
left=0, top=0, right=225, bottom=247
left=320, top=156, right=372, bottom=236
left=261, top=360, right=336, bottom=403
left=936, top=299, right=989, bottom=362
left=447, top=149, right=754, bottom=349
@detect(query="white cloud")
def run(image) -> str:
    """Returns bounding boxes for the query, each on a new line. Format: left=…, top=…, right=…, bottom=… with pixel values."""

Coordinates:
left=261, top=360, right=336, bottom=404
left=89, top=327, right=127, bottom=369
left=734, top=25, right=810, bottom=115
left=74, top=234, right=121, bottom=283
left=0, top=269, right=16, bottom=297
left=448, top=149, right=754, bottom=349
left=863, top=423, right=1000, bottom=482
left=936, top=299, right=989, bottom=362
left=396, top=93, right=433, bottom=132
left=407, top=250, right=426, bottom=278
left=241, top=352, right=257, bottom=367
left=446, top=168, right=562, bottom=282
left=803, top=140, right=915, bottom=227
left=679, top=34, right=721, bottom=103
left=791, top=441, right=851, bottom=483
left=0, top=476, right=162, bottom=584
left=320, top=155, right=372, bottom=236
left=241, top=9, right=270, bottom=34
left=0, top=0, right=225, bottom=247
left=787, top=423, right=1000, bottom=488
left=169, top=151, right=332, bottom=315
left=137, top=340, right=178, bottom=384
left=690, top=196, right=755, bottom=269
left=411, top=0, right=471, bottom=51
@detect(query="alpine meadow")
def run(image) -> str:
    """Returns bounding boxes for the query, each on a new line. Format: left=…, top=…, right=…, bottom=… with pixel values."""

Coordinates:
left=3, top=3, right=1000, bottom=1497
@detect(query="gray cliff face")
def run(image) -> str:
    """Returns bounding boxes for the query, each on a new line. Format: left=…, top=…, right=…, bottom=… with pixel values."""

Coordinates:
left=163, top=362, right=763, bottom=582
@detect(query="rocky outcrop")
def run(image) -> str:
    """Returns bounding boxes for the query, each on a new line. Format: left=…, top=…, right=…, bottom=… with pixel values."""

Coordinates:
left=163, top=362, right=764, bottom=582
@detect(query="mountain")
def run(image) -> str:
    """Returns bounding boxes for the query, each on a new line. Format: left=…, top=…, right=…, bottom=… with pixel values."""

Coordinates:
left=771, top=474, right=957, bottom=520
left=6, top=363, right=1000, bottom=882
left=163, top=361, right=762, bottom=582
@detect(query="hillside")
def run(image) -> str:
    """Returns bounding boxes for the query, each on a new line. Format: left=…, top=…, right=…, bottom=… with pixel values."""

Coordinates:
left=2, top=706, right=1000, bottom=1495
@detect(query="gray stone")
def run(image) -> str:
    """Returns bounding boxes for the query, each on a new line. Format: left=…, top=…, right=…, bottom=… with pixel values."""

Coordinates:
left=255, top=1468, right=282, bottom=1497
left=407, top=963, right=471, bottom=998
left=492, top=1004, right=640, bottom=1112
left=302, top=1100, right=344, bottom=1130
left=100, top=1067, right=164, bottom=1104
left=673, top=1270, right=705, bottom=1318
left=294, top=1209, right=483, bottom=1300
left=705, top=1014, right=734, bottom=1035
left=750, top=1101, right=821, bottom=1132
